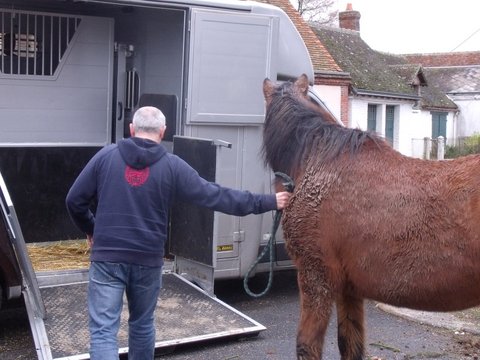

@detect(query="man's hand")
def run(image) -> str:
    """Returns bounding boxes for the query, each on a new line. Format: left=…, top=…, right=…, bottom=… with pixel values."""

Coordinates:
left=275, top=191, right=291, bottom=210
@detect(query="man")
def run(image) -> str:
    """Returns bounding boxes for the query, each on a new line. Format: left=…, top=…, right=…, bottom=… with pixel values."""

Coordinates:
left=65, top=106, right=290, bottom=360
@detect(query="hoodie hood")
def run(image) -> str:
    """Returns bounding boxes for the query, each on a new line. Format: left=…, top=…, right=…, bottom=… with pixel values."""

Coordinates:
left=118, top=137, right=167, bottom=169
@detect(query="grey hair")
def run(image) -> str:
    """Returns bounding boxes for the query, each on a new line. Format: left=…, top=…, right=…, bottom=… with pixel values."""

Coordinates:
left=132, top=106, right=166, bottom=133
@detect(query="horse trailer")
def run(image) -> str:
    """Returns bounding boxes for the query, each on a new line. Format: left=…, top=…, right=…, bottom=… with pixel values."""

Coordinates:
left=0, top=0, right=316, bottom=295
left=0, top=0, right=320, bottom=357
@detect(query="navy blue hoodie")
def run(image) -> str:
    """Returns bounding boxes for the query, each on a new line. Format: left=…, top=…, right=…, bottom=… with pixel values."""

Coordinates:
left=65, top=137, right=277, bottom=267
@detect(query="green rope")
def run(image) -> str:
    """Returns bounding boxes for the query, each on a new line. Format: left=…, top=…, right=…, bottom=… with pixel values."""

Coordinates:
left=243, top=172, right=294, bottom=298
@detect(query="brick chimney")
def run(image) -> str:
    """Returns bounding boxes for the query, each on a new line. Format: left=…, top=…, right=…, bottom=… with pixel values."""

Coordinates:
left=339, top=3, right=361, bottom=32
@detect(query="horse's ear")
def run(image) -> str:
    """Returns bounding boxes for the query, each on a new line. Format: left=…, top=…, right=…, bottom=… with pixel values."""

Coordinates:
left=263, top=78, right=276, bottom=104
left=294, top=74, right=309, bottom=97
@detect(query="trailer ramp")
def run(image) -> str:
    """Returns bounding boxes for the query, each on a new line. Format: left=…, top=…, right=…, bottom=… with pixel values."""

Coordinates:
left=33, top=270, right=264, bottom=360
left=0, top=170, right=265, bottom=360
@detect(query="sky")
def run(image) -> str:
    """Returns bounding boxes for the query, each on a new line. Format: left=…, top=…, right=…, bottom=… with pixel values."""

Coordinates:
left=334, top=0, right=480, bottom=54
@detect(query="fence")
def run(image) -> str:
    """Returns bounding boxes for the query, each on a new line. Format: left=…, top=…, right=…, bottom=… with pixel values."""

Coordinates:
left=411, top=137, right=445, bottom=160
left=412, top=135, right=480, bottom=160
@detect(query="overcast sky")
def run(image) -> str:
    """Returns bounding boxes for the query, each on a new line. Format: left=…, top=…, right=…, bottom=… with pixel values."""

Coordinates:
left=335, top=0, right=480, bottom=54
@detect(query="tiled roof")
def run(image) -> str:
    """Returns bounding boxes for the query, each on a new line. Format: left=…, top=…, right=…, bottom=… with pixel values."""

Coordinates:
left=311, top=25, right=457, bottom=110
left=404, top=52, right=480, bottom=67
left=311, top=26, right=415, bottom=95
left=419, top=77, right=461, bottom=109
left=401, top=53, right=480, bottom=94
left=388, top=64, right=426, bottom=86
left=254, top=0, right=342, bottom=73
left=423, top=66, right=480, bottom=93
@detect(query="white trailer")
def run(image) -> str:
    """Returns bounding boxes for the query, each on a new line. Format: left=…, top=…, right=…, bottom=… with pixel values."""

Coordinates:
left=0, top=0, right=314, bottom=285
left=0, top=0, right=319, bottom=357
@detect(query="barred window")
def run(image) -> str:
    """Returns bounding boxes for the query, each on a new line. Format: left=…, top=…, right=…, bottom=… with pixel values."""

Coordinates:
left=0, top=10, right=81, bottom=77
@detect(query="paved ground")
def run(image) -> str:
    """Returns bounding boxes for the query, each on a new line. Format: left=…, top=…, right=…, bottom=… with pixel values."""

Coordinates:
left=2, top=269, right=480, bottom=359
left=156, top=270, right=480, bottom=359
left=379, top=303, right=480, bottom=336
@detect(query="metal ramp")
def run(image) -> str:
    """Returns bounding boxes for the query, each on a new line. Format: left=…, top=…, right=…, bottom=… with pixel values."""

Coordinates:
left=36, top=271, right=264, bottom=360
left=0, top=170, right=265, bottom=360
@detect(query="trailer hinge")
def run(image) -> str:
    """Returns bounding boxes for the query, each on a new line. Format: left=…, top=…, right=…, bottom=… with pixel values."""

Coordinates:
left=233, top=231, right=245, bottom=243
left=212, top=139, right=232, bottom=148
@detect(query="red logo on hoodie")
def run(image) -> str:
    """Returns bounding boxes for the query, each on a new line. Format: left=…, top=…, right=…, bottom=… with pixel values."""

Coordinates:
left=125, top=166, right=150, bottom=187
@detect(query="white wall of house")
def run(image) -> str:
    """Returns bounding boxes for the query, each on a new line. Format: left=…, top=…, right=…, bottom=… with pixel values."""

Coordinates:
left=320, top=93, right=459, bottom=159
left=447, top=111, right=456, bottom=145
left=348, top=97, right=367, bottom=130
left=348, top=96, right=442, bottom=158
left=405, top=109, right=431, bottom=158
left=313, top=84, right=342, bottom=121
left=450, top=95, right=480, bottom=138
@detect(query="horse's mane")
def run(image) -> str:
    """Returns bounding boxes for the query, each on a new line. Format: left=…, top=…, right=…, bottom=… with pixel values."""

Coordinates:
left=262, top=81, right=385, bottom=177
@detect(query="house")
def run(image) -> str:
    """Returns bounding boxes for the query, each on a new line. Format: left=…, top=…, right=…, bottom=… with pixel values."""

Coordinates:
left=311, top=4, right=458, bottom=158
left=403, top=52, right=480, bottom=140
left=257, top=1, right=477, bottom=158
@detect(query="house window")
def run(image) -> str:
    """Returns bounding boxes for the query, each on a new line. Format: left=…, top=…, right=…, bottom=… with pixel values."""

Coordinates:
left=0, top=10, right=81, bottom=77
left=385, top=105, right=395, bottom=145
left=367, top=104, right=377, bottom=132
left=431, top=112, right=447, bottom=139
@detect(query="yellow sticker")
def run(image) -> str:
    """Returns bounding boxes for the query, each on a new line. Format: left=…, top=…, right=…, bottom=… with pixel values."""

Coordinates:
left=217, top=245, right=234, bottom=252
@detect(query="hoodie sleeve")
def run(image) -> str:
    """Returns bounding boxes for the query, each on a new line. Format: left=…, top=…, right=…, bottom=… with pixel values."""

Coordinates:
left=173, top=157, right=276, bottom=216
left=65, top=154, right=99, bottom=236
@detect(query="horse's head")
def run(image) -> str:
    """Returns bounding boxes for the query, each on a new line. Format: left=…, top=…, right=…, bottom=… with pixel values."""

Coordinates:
left=263, top=74, right=310, bottom=108
left=261, top=73, right=367, bottom=180
left=264, top=74, right=340, bottom=128
left=261, top=74, right=312, bottom=180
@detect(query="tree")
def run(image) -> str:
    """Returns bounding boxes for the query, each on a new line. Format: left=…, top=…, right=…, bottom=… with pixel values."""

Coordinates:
left=295, top=0, right=338, bottom=27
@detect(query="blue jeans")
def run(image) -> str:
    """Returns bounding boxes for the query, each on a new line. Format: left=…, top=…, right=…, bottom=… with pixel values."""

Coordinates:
left=88, top=261, right=162, bottom=360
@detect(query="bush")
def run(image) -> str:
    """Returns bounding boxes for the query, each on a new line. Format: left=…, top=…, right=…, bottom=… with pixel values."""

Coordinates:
left=445, top=133, right=480, bottom=159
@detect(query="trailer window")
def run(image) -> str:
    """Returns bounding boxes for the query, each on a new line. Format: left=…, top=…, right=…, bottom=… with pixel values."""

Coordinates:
left=0, top=10, right=81, bottom=77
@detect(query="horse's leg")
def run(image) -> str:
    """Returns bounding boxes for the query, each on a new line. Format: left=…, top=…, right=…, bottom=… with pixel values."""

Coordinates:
left=336, top=294, right=365, bottom=360
left=296, top=268, right=334, bottom=360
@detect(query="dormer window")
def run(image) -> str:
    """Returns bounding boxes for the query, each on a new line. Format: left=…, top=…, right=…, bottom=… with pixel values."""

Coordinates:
left=412, top=67, right=427, bottom=96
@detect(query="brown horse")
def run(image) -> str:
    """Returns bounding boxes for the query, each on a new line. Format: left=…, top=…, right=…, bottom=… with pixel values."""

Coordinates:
left=262, top=74, right=480, bottom=360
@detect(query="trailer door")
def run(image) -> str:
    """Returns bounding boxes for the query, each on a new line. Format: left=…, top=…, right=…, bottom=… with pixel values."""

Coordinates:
left=187, top=8, right=278, bottom=124
left=170, top=136, right=227, bottom=294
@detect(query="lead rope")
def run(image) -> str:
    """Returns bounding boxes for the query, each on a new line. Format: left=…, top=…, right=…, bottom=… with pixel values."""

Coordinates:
left=243, top=172, right=295, bottom=298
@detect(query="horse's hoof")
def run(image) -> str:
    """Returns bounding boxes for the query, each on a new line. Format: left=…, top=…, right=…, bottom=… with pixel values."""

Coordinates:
left=297, top=345, right=320, bottom=360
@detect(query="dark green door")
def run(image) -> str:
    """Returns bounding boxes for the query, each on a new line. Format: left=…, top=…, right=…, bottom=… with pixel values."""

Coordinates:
left=432, top=112, right=447, bottom=138
left=385, top=105, right=395, bottom=145
left=367, top=104, right=377, bottom=131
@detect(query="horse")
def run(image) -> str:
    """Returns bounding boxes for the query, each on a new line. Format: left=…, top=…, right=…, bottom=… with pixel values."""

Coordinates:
left=262, top=74, right=480, bottom=360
